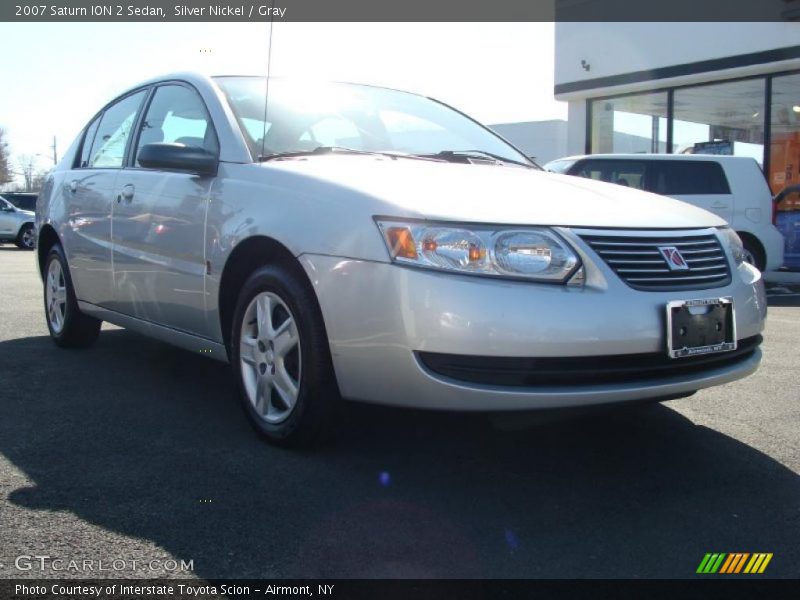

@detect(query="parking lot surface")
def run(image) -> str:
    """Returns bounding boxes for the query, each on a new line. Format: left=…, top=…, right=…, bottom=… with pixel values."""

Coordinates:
left=1, top=247, right=798, bottom=579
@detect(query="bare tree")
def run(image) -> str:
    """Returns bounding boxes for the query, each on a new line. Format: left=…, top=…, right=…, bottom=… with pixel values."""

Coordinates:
left=30, top=169, right=50, bottom=192
left=0, top=128, right=11, bottom=186
left=16, top=154, right=38, bottom=192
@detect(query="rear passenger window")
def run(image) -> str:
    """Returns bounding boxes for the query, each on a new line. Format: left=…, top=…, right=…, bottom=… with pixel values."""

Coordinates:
left=78, top=117, right=100, bottom=168
left=88, top=90, right=147, bottom=168
left=651, top=161, right=731, bottom=195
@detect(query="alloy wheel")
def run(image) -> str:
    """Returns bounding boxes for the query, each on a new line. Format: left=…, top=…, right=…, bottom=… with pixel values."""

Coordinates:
left=239, top=291, right=302, bottom=424
left=21, top=227, right=35, bottom=249
left=46, top=259, right=67, bottom=334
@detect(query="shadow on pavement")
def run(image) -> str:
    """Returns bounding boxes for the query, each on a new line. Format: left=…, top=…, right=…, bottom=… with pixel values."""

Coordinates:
left=1, top=329, right=798, bottom=578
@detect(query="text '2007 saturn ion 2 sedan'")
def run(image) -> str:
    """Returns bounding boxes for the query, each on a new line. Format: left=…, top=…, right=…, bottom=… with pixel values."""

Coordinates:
left=36, top=73, right=767, bottom=446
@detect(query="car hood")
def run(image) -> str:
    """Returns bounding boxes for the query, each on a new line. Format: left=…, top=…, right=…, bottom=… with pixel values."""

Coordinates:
left=20, top=209, right=35, bottom=217
left=261, top=156, right=727, bottom=229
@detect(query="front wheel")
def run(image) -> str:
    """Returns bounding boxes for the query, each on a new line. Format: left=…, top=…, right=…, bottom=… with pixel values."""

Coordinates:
left=16, top=224, right=35, bottom=250
left=44, top=245, right=101, bottom=347
left=231, top=263, right=340, bottom=447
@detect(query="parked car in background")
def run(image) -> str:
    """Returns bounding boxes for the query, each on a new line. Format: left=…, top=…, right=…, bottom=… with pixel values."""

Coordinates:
left=2, top=192, right=38, bottom=214
left=544, top=154, right=784, bottom=272
left=0, top=195, right=36, bottom=249
left=36, top=73, right=766, bottom=446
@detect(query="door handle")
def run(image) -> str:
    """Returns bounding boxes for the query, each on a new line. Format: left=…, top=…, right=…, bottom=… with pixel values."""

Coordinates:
left=117, top=184, right=135, bottom=203
left=711, top=201, right=727, bottom=209
left=69, top=180, right=77, bottom=193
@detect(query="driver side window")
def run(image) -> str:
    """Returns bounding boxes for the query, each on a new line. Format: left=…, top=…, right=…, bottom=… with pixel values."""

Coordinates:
left=134, top=84, right=218, bottom=166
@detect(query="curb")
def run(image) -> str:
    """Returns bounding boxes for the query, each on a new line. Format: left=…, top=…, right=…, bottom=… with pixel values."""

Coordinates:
left=764, top=270, right=800, bottom=285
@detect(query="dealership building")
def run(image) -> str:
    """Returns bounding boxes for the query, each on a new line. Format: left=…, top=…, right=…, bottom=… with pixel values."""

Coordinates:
left=554, top=23, right=800, bottom=201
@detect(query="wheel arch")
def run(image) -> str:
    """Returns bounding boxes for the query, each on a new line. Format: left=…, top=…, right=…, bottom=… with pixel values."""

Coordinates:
left=217, top=235, right=324, bottom=354
left=736, top=230, right=766, bottom=268
left=37, top=224, right=60, bottom=279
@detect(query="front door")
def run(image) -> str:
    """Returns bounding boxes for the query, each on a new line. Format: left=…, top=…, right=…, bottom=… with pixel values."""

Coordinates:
left=110, top=83, right=219, bottom=338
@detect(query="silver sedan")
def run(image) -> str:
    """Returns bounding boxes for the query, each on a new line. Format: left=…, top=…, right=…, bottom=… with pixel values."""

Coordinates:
left=0, top=196, right=35, bottom=250
left=36, top=73, right=767, bottom=446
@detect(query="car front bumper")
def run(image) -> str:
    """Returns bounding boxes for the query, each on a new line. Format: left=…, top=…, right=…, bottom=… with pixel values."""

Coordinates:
left=300, top=249, right=766, bottom=411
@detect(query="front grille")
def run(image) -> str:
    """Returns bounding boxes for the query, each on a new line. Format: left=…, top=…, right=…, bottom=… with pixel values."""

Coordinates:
left=579, top=231, right=731, bottom=291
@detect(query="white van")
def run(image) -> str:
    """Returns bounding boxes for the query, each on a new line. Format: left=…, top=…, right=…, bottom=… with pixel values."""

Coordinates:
left=544, top=154, right=784, bottom=271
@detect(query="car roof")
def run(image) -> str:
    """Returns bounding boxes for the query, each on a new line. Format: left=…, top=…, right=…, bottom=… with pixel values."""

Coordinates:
left=117, top=72, right=428, bottom=102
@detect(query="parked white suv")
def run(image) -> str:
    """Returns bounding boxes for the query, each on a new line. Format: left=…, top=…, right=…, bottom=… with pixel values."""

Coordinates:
left=544, top=154, right=784, bottom=271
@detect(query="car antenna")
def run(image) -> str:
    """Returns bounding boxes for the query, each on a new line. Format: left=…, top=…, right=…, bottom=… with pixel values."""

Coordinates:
left=260, top=0, right=275, bottom=161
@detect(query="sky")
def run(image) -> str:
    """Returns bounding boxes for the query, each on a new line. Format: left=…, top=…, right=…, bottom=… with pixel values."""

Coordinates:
left=0, top=22, right=565, bottom=182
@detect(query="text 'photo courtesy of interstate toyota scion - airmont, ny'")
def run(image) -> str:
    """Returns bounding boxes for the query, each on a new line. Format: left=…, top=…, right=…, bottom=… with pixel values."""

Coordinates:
left=35, top=73, right=767, bottom=446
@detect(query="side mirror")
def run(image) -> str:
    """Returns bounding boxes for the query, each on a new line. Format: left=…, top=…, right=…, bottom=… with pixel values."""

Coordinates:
left=138, top=143, right=218, bottom=176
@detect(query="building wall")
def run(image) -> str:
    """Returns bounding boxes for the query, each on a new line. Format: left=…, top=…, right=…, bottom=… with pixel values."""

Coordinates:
left=554, top=23, right=800, bottom=155
left=565, top=101, right=586, bottom=156
left=489, top=120, right=568, bottom=164
left=556, top=22, right=800, bottom=97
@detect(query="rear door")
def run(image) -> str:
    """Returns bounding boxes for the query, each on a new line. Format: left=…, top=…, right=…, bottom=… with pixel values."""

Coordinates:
left=647, top=159, right=734, bottom=223
left=110, top=82, right=218, bottom=337
left=62, top=90, right=148, bottom=306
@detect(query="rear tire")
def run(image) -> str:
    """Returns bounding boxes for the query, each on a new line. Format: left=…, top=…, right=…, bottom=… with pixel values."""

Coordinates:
left=231, top=262, right=340, bottom=447
left=15, top=224, right=35, bottom=250
left=44, top=244, right=101, bottom=348
left=741, top=237, right=766, bottom=271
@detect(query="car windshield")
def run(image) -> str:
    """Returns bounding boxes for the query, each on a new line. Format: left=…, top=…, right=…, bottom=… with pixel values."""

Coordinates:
left=214, top=77, right=533, bottom=166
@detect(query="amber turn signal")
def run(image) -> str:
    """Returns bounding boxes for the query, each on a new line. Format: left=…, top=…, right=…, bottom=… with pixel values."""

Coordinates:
left=386, top=226, right=418, bottom=259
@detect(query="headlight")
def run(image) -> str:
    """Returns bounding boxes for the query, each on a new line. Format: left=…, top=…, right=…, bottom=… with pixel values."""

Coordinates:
left=719, top=227, right=745, bottom=266
left=375, top=219, right=580, bottom=283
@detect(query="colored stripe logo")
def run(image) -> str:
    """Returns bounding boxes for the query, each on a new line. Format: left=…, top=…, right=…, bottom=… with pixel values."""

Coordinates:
left=697, top=553, right=773, bottom=574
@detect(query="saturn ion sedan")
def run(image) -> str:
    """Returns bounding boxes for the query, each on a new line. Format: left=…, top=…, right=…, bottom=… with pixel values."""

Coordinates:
left=36, top=73, right=766, bottom=445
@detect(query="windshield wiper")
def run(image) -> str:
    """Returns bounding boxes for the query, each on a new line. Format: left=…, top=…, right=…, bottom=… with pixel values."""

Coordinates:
left=416, top=150, right=537, bottom=169
left=258, top=146, right=444, bottom=163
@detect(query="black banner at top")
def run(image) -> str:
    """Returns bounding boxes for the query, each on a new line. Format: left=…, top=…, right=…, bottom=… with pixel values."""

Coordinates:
left=1, top=0, right=799, bottom=22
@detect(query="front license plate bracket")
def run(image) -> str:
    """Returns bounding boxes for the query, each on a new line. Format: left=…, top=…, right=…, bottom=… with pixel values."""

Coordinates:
left=666, top=297, right=736, bottom=359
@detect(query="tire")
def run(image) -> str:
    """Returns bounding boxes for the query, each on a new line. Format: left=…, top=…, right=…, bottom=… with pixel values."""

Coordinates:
left=15, top=223, right=35, bottom=250
left=231, top=262, right=340, bottom=447
left=43, top=244, right=101, bottom=348
left=741, top=237, right=766, bottom=271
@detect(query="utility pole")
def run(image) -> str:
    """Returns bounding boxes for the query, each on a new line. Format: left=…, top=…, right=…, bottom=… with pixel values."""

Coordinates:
left=51, top=136, right=58, bottom=165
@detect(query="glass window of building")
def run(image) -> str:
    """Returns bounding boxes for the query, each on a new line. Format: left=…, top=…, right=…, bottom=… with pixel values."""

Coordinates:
left=771, top=72, right=800, bottom=269
left=770, top=73, right=800, bottom=196
left=590, top=92, right=668, bottom=154
left=672, top=79, right=765, bottom=163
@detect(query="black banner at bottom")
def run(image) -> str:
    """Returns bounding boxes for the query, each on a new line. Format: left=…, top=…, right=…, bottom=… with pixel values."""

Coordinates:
left=2, top=579, right=800, bottom=600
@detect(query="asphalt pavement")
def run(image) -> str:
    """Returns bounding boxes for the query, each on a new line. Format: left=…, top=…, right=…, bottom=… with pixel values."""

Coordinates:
left=0, top=246, right=798, bottom=579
